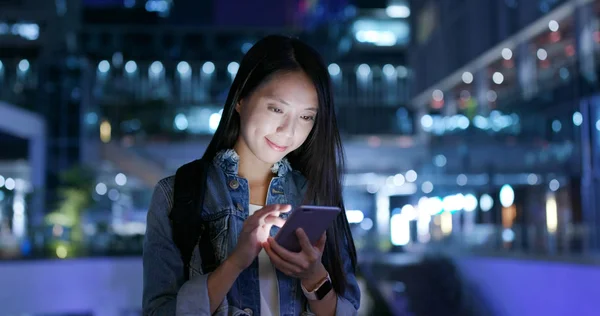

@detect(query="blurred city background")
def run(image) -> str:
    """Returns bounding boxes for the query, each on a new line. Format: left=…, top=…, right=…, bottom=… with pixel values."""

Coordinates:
left=1, top=0, right=600, bottom=315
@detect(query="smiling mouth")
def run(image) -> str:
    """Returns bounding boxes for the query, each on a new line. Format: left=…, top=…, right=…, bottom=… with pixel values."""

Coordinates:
left=265, top=138, right=288, bottom=152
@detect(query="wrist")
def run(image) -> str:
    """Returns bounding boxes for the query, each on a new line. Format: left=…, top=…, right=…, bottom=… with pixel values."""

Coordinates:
left=301, top=263, right=328, bottom=291
left=223, top=257, right=245, bottom=276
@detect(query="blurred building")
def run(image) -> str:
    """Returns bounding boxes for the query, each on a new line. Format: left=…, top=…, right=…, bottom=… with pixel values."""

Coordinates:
left=406, top=0, right=600, bottom=253
left=1, top=0, right=415, bottom=257
left=0, top=0, right=86, bottom=234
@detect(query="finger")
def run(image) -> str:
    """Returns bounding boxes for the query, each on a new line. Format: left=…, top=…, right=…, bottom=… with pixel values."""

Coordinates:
left=249, top=205, right=280, bottom=227
left=254, top=204, right=291, bottom=222
left=268, top=237, right=305, bottom=265
left=246, top=205, right=289, bottom=237
left=258, top=211, right=287, bottom=227
left=243, top=220, right=262, bottom=233
left=261, top=204, right=292, bottom=216
left=264, top=215, right=286, bottom=228
left=246, top=215, right=283, bottom=233
left=264, top=241, right=302, bottom=276
left=315, top=232, right=327, bottom=252
left=295, top=228, right=314, bottom=252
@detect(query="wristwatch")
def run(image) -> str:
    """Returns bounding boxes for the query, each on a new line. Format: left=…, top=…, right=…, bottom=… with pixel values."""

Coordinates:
left=302, top=273, right=333, bottom=300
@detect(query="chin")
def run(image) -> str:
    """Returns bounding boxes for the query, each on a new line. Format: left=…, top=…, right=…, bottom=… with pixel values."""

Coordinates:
left=258, top=151, right=287, bottom=165
left=256, top=144, right=290, bottom=163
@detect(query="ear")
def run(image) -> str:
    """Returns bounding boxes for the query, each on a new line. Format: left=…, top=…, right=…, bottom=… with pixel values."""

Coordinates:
left=235, top=100, right=242, bottom=113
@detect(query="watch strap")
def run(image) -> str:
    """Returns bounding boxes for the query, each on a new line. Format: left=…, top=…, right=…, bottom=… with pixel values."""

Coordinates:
left=302, top=273, right=333, bottom=300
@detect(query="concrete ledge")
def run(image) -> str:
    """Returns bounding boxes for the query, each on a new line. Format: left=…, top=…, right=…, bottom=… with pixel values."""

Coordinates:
left=0, top=258, right=143, bottom=316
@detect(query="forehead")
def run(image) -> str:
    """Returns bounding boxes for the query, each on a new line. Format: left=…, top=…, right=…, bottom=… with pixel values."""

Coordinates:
left=254, top=71, right=319, bottom=107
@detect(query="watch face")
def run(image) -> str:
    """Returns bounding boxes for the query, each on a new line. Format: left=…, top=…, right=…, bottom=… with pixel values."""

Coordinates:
left=315, top=279, right=333, bottom=300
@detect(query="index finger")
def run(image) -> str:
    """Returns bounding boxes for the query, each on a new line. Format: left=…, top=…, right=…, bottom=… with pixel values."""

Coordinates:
left=254, top=204, right=291, bottom=221
left=295, top=228, right=314, bottom=252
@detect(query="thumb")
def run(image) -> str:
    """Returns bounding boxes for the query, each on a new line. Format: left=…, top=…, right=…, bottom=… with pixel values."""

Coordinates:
left=316, top=232, right=327, bottom=252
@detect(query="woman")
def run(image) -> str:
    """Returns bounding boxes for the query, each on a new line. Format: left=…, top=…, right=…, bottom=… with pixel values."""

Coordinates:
left=143, top=35, right=360, bottom=316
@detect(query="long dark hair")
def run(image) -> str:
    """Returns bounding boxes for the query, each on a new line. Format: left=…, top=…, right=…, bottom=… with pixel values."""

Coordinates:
left=201, top=35, right=357, bottom=295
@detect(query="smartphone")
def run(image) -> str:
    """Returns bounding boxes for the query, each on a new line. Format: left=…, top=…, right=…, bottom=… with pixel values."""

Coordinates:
left=274, top=205, right=341, bottom=252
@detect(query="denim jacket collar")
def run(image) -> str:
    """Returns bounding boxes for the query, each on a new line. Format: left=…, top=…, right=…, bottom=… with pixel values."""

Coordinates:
left=213, top=148, right=292, bottom=177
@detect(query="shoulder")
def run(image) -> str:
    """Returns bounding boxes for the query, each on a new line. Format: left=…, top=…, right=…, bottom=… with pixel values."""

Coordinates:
left=150, top=176, right=175, bottom=212
left=150, top=161, right=220, bottom=213
left=157, top=175, right=175, bottom=193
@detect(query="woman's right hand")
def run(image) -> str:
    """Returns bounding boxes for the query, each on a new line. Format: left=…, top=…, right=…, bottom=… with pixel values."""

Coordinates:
left=227, top=204, right=290, bottom=272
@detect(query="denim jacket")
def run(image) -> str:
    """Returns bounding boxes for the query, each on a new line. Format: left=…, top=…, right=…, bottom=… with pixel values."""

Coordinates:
left=143, top=149, right=361, bottom=316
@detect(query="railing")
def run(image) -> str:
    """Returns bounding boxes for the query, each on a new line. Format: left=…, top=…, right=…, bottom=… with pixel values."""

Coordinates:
left=99, top=142, right=168, bottom=188
left=91, top=60, right=411, bottom=105
left=406, top=223, right=600, bottom=262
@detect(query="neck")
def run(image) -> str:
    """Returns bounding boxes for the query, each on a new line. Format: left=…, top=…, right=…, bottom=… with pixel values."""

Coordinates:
left=233, top=140, right=273, bottom=184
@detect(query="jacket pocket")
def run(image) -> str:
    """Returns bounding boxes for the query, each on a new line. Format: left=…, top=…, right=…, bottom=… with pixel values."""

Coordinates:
left=203, top=208, right=236, bottom=264
left=187, top=208, right=236, bottom=275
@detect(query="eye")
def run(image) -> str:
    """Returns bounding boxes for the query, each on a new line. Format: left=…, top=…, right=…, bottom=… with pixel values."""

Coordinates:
left=268, top=106, right=283, bottom=113
left=300, top=115, right=315, bottom=121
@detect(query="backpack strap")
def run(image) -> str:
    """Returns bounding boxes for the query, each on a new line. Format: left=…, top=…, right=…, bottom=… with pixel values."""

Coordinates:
left=169, top=158, right=218, bottom=280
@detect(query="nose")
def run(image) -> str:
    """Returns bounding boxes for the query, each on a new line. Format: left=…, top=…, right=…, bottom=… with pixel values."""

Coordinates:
left=276, top=115, right=295, bottom=138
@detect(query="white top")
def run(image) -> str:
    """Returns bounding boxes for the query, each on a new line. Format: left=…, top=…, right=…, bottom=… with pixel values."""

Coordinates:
left=249, top=204, right=280, bottom=316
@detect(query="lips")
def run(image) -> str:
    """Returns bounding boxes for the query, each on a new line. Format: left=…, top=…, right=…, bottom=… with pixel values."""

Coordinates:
left=265, top=138, right=288, bottom=152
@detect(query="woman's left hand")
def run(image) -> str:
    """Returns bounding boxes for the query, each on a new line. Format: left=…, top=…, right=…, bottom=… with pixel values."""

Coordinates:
left=263, top=229, right=328, bottom=285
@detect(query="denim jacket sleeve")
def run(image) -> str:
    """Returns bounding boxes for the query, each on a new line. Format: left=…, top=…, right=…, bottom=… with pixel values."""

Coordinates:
left=142, top=179, right=212, bottom=316
left=304, top=233, right=361, bottom=316
left=334, top=232, right=361, bottom=316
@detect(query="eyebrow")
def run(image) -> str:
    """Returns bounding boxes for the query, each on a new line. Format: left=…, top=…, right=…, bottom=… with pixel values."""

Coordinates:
left=266, top=96, right=318, bottom=112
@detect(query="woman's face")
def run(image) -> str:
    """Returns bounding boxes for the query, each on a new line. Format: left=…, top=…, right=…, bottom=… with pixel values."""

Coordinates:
left=235, top=70, right=318, bottom=166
